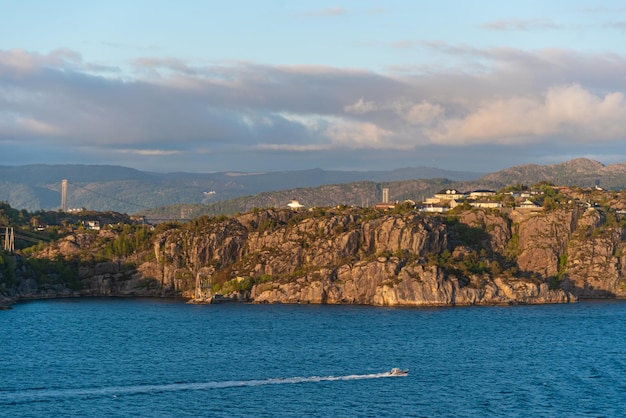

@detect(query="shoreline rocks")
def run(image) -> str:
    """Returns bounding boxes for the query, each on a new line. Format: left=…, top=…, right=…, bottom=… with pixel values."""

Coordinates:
left=3, top=206, right=626, bottom=309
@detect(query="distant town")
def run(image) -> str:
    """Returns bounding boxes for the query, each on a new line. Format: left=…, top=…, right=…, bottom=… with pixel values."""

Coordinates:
left=290, top=182, right=626, bottom=222
left=3, top=179, right=626, bottom=254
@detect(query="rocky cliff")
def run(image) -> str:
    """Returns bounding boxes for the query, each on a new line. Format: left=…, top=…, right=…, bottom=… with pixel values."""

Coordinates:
left=151, top=207, right=593, bottom=306
left=3, top=205, right=626, bottom=308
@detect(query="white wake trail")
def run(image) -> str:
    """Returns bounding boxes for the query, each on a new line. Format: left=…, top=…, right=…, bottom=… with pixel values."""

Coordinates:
left=0, top=371, right=405, bottom=403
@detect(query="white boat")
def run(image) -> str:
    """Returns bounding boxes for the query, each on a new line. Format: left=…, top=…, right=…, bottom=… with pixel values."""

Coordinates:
left=389, top=368, right=408, bottom=376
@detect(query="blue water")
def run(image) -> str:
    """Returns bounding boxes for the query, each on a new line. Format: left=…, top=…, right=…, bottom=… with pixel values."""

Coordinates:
left=1, top=299, right=626, bottom=417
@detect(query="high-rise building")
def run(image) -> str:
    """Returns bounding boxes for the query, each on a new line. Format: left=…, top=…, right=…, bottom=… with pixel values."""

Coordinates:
left=61, top=179, right=68, bottom=212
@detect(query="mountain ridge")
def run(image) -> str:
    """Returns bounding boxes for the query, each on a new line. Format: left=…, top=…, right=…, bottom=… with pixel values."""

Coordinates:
left=3, top=158, right=626, bottom=215
left=144, top=158, right=626, bottom=218
left=0, top=164, right=482, bottom=213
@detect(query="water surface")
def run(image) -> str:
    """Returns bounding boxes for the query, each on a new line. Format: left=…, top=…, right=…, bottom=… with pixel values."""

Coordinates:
left=1, top=298, right=625, bottom=417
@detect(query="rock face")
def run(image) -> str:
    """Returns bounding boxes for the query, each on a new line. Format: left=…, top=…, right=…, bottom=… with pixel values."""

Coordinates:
left=0, top=230, right=175, bottom=303
left=4, top=205, right=626, bottom=307
left=250, top=262, right=570, bottom=306
left=562, top=209, right=626, bottom=297
left=516, top=208, right=579, bottom=278
left=151, top=208, right=594, bottom=306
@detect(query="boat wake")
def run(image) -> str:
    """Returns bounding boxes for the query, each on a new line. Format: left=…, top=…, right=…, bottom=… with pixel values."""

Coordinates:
left=0, top=371, right=406, bottom=404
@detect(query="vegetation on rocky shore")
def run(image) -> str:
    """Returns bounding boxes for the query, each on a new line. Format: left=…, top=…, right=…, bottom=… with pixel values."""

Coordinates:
left=2, top=180, right=626, bottom=309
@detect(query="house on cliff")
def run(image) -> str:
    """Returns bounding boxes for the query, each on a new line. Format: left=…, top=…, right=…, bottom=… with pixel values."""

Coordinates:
left=468, top=189, right=496, bottom=199
left=425, top=189, right=467, bottom=206
left=433, top=189, right=466, bottom=201
left=469, top=200, right=501, bottom=209
left=519, top=199, right=541, bottom=209
left=287, top=199, right=305, bottom=211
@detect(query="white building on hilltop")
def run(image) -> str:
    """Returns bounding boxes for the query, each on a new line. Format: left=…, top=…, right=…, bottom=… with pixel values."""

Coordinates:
left=287, top=199, right=305, bottom=211
left=433, top=189, right=466, bottom=201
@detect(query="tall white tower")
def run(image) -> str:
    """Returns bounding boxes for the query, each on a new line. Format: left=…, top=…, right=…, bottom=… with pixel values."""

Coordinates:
left=61, top=179, right=68, bottom=212
left=382, top=187, right=389, bottom=204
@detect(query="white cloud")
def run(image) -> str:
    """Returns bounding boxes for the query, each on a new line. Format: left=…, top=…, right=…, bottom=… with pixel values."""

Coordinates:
left=393, top=101, right=444, bottom=125
left=0, top=48, right=81, bottom=72
left=3, top=47, right=626, bottom=172
left=344, top=98, right=377, bottom=114
left=345, top=98, right=443, bottom=125
left=277, top=113, right=397, bottom=150
left=428, top=84, right=626, bottom=145
left=325, top=119, right=395, bottom=149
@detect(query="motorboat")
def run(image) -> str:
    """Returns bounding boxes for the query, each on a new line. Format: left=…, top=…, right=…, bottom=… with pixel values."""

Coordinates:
left=389, top=368, right=409, bottom=376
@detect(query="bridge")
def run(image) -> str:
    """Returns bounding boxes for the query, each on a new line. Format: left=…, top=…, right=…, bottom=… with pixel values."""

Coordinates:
left=1, top=227, right=14, bottom=252
left=1, top=226, right=51, bottom=253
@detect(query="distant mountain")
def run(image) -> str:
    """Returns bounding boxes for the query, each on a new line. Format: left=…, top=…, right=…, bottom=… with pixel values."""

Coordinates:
left=4, top=159, right=626, bottom=216
left=0, top=164, right=482, bottom=213
left=478, top=158, right=626, bottom=188
left=142, top=178, right=465, bottom=219
left=141, top=158, right=626, bottom=219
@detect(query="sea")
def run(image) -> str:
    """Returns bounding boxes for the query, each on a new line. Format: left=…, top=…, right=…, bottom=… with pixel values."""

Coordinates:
left=1, top=298, right=626, bottom=417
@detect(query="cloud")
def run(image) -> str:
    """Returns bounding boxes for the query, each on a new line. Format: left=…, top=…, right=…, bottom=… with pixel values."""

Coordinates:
left=344, top=98, right=378, bottom=114
left=325, top=119, right=395, bottom=149
left=0, top=48, right=82, bottom=73
left=115, top=149, right=183, bottom=156
left=428, top=84, right=626, bottom=145
left=256, top=143, right=330, bottom=152
left=298, top=7, right=347, bottom=17
left=2, top=47, right=626, bottom=172
left=345, top=98, right=443, bottom=125
left=481, top=19, right=559, bottom=31
left=132, top=57, right=197, bottom=75
left=393, top=101, right=444, bottom=125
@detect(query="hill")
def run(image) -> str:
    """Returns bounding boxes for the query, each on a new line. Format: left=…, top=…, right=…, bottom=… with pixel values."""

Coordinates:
left=479, top=158, right=626, bottom=188
left=141, top=158, right=626, bottom=218
left=0, top=164, right=480, bottom=213
left=5, top=203, right=626, bottom=308
left=4, top=158, right=626, bottom=217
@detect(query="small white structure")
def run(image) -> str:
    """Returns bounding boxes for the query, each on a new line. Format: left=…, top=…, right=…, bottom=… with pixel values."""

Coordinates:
left=469, top=200, right=501, bottom=209
left=287, top=199, right=305, bottom=211
left=519, top=199, right=540, bottom=209
left=421, top=205, right=449, bottom=213
left=85, top=220, right=101, bottom=230
left=516, top=199, right=544, bottom=214
left=433, top=189, right=466, bottom=200
left=469, top=189, right=496, bottom=199
left=424, top=197, right=442, bottom=205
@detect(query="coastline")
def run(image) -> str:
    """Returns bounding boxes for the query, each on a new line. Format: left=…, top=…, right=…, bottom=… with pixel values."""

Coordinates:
left=3, top=291, right=608, bottom=310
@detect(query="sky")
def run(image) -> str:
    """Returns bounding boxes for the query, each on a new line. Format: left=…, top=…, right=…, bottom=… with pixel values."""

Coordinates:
left=2, top=0, right=626, bottom=174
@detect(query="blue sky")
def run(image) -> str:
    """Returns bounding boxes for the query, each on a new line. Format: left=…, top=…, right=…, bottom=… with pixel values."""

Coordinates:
left=2, top=1, right=626, bottom=173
